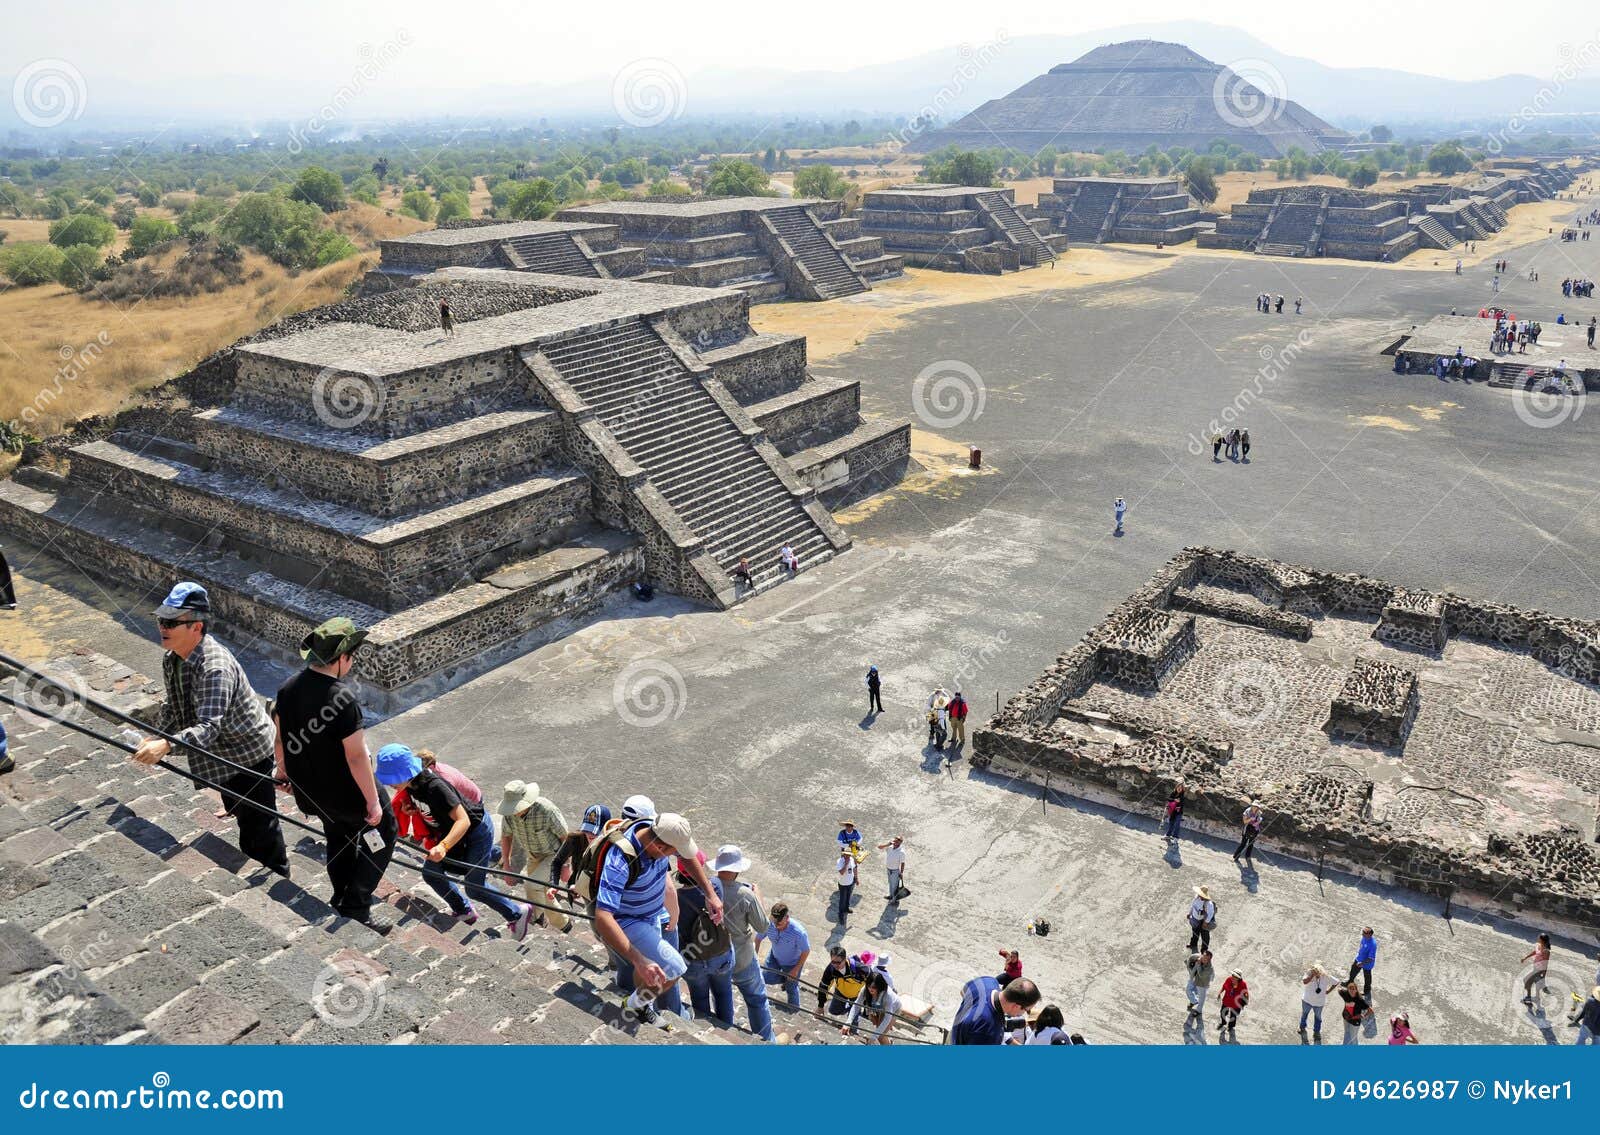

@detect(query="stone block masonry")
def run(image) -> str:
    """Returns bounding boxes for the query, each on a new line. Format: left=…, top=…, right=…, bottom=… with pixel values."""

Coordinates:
left=0, top=267, right=916, bottom=708
left=857, top=185, right=1067, bottom=273
left=974, top=547, right=1600, bottom=925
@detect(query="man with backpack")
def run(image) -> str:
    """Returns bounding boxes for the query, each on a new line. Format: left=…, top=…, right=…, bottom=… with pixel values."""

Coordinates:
left=947, top=688, right=969, bottom=747
left=589, top=811, right=722, bottom=1029
left=677, top=856, right=735, bottom=1025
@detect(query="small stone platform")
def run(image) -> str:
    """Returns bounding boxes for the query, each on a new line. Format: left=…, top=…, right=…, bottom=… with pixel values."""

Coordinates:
left=1392, top=315, right=1597, bottom=390
left=855, top=185, right=1066, bottom=273
left=974, top=547, right=1600, bottom=924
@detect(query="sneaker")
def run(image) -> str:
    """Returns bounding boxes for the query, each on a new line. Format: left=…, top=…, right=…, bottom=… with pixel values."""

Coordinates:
left=456, top=904, right=478, bottom=926
left=354, top=910, right=394, bottom=935
left=0, top=753, right=13, bottom=776
left=632, top=1000, right=671, bottom=1030
left=1298, top=1026, right=1306, bottom=1035
left=509, top=903, right=534, bottom=942
left=1521, top=996, right=1534, bottom=1005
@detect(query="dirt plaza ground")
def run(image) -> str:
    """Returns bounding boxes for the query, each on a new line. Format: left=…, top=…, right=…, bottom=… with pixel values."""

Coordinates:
left=8, top=192, right=1600, bottom=1044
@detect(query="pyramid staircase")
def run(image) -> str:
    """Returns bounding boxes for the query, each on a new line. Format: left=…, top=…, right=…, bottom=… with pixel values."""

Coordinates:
left=763, top=207, right=868, bottom=299
left=500, top=233, right=603, bottom=278
left=976, top=192, right=1056, bottom=264
left=1411, top=215, right=1461, bottom=250
left=528, top=319, right=844, bottom=598
left=1486, top=360, right=1568, bottom=389
left=0, top=702, right=854, bottom=1046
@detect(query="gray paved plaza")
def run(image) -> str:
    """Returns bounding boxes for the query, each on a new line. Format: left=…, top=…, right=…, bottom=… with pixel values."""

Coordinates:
left=10, top=202, right=1600, bottom=1045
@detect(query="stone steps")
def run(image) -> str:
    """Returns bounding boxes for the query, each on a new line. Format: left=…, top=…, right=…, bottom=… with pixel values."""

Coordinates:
left=190, top=406, right=561, bottom=518
left=765, top=207, right=867, bottom=298
left=976, top=192, right=1055, bottom=264
left=1411, top=215, right=1461, bottom=250
left=66, top=438, right=593, bottom=609
left=500, top=234, right=600, bottom=278
left=538, top=320, right=832, bottom=575
left=0, top=712, right=844, bottom=1046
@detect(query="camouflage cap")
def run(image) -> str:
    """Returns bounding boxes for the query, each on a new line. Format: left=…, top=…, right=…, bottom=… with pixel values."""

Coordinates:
left=300, top=616, right=369, bottom=665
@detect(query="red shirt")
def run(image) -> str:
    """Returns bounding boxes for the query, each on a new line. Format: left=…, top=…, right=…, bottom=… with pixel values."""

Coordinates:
left=1221, top=975, right=1249, bottom=1009
left=1000, top=952, right=1022, bottom=979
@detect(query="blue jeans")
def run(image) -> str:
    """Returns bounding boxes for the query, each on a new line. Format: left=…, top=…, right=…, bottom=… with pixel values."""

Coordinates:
left=887, top=868, right=902, bottom=899
left=422, top=817, right=522, bottom=922
left=763, top=960, right=802, bottom=1008
left=684, top=949, right=735, bottom=1024
left=1577, top=1023, right=1596, bottom=1045
left=1164, top=813, right=1183, bottom=839
left=1299, top=1001, right=1323, bottom=1033
left=732, top=956, right=773, bottom=1042
left=1185, top=979, right=1207, bottom=1012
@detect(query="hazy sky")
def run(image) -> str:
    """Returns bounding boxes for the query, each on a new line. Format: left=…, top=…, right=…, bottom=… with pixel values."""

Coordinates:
left=5, top=0, right=1589, bottom=88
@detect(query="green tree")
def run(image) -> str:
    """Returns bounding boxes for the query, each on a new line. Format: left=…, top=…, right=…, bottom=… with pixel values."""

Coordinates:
left=292, top=166, right=346, bottom=212
left=504, top=178, right=558, bottom=219
left=111, top=200, right=138, bottom=230
left=57, top=243, right=103, bottom=289
left=922, top=149, right=997, bottom=187
left=127, top=215, right=180, bottom=257
left=705, top=159, right=771, bottom=197
left=1348, top=160, right=1380, bottom=189
left=0, top=242, right=68, bottom=286
left=135, top=184, right=161, bottom=207
left=1183, top=157, right=1219, bottom=205
left=1370, top=124, right=1393, bottom=143
left=177, top=197, right=227, bottom=236
left=47, top=212, right=117, bottom=249
left=399, top=189, right=436, bottom=221
left=1426, top=142, right=1473, bottom=176
left=436, top=191, right=471, bottom=223
left=86, top=186, right=116, bottom=207
left=793, top=164, right=847, bottom=199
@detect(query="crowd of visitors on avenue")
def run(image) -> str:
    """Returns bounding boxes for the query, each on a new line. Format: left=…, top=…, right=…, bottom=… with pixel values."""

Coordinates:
left=39, top=578, right=1597, bottom=1047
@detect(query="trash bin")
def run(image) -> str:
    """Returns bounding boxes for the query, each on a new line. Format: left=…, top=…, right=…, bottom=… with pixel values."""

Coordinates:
left=968, top=446, right=982, bottom=469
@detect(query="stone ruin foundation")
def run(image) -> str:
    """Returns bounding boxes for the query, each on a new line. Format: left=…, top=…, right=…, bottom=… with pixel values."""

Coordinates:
left=974, top=547, right=1600, bottom=925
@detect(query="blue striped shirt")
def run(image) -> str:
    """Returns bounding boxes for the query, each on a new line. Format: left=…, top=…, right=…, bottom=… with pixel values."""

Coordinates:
left=595, top=822, right=669, bottom=922
left=759, top=918, right=811, bottom=968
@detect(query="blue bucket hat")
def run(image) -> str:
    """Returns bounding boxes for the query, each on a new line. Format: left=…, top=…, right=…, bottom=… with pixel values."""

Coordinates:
left=580, top=803, right=612, bottom=835
left=374, top=743, right=422, bottom=785
left=154, top=581, right=210, bottom=620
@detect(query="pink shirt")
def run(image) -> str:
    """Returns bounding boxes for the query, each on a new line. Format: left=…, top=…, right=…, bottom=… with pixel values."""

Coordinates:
left=430, top=761, right=482, bottom=805
left=1388, top=1024, right=1416, bottom=1045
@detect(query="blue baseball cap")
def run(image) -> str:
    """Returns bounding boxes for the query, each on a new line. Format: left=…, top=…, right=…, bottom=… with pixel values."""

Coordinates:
left=580, top=803, right=611, bottom=835
left=154, top=581, right=210, bottom=620
left=374, top=743, right=422, bottom=785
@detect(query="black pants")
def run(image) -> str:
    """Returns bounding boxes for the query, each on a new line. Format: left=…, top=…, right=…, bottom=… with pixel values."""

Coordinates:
left=218, top=768, right=288, bottom=875
left=1233, top=826, right=1259, bottom=860
left=837, top=883, right=854, bottom=923
left=0, top=549, right=14, bottom=608
left=869, top=688, right=883, bottom=713
left=1348, top=962, right=1372, bottom=998
left=1188, top=919, right=1211, bottom=952
left=320, top=806, right=397, bottom=920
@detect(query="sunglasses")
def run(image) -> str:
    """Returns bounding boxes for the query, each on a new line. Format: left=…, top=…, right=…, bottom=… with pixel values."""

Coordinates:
left=157, top=616, right=197, bottom=630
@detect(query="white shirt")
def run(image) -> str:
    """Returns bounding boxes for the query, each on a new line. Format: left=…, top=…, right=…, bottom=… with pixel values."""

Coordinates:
left=1188, top=897, right=1214, bottom=923
left=836, top=855, right=856, bottom=886
left=1027, top=1025, right=1067, bottom=1045
left=1302, top=974, right=1336, bottom=1008
left=884, top=845, right=906, bottom=871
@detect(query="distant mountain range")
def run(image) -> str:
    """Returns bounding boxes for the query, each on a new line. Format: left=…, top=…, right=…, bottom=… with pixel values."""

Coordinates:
left=6, top=20, right=1600, bottom=135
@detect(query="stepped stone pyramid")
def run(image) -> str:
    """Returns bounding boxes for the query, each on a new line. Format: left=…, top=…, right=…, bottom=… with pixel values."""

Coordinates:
left=557, top=197, right=901, bottom=303
left=0, top=272, right=912, bottom=709
left=909, top=40, right=1347, bottom=158
left=855, top=185, right=1067, bottom=272
left=1035, top=176, right=1207, bottom=245
left=371, top=219, right=676, bottom=289
left=1200, top=185, right=1422, bottom=260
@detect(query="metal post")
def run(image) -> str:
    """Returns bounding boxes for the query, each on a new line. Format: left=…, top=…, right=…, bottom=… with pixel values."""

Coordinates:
left=1317, top=846, right=1325, bottom=882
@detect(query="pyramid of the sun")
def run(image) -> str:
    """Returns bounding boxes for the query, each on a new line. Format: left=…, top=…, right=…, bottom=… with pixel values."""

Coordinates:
left=909, top=40, right=1347, bottom=158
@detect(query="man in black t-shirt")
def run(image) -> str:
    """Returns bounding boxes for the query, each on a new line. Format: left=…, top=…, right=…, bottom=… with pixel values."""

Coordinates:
left=273, top=617, right=396, bottom=931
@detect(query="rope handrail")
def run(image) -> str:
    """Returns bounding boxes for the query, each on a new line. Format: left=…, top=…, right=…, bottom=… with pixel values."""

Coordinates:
left=0, top=652, right=584, bottom=896
left=0, top=688, right=590, bottom=923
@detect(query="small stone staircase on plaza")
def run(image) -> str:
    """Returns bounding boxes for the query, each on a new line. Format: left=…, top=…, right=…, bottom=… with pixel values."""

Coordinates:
left=0, top=697, right=854, bottom=1046
left=1255, top=201, right=1321, bottom=255
left=528, top=320, right=846, bottom=597
left=975, top=192, right=1056, bottom=264
left=762, top=207, right=869, bottom=298
left=1487, top=360, right=1567, bottom=389
left=1409, top=214, right=1461, bottom=250
left=501, top=232, right=602, bottom=277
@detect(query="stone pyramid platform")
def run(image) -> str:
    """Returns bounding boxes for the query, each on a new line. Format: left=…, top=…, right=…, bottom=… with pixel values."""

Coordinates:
left=369, top=219, right=665, bottom=290
left=1035, top=177, right=1206, bottom=246
left=0, top=696, right=853, bottom=1046
left=558, top=198, right=902, bottom=302
left=0, top=271, right=911, bottom=709
left=855, top=185, right=1066, bottom=273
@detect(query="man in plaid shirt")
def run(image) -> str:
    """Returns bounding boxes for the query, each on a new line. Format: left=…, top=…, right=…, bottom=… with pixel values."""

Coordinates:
left=129, top=582, right=288, bottom=876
